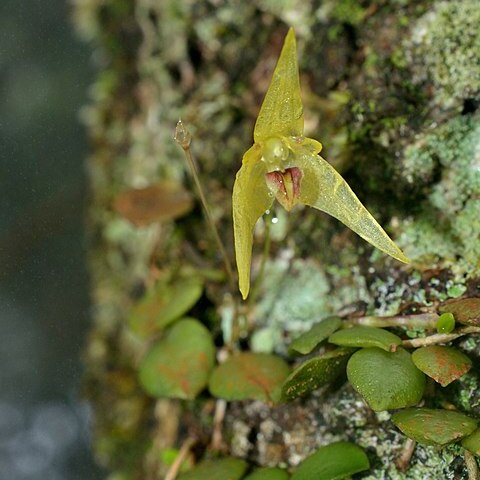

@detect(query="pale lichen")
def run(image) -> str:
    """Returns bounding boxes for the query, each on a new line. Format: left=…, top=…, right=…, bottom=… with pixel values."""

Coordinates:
left=398, top=115, right=480, bottom=277
left=407, top=0, right=480, bottom=110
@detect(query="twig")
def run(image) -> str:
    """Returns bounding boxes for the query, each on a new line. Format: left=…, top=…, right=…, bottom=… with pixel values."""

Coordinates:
left=211, top=399, right=227, bottom=452
left=174, top=120, right=236, bottom=294
left=395, top=437, right=416, bottom=472
left=164, top=436, right=196, bottom=480
left=465, top=450, right=480, bottom=480
left=344, top=313, right=439, bottom=330
left=402, top=326, right=480, bottom=348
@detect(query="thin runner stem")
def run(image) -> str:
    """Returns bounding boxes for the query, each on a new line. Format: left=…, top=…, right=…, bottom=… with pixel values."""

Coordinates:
left=211, top=399, right=227, bottom=452
left=465, top=450, right=480, bottom=480
left=395, top=437, right=416, bottom=472
left=164, top=436, right=196, bottom=480
left=402, top=326, right=480, bottom=348
left=344, top=313, right=439, bottom=330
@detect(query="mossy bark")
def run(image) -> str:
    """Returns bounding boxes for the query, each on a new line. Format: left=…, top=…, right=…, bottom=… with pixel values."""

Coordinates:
left=75, top=0, right=480, bottom=478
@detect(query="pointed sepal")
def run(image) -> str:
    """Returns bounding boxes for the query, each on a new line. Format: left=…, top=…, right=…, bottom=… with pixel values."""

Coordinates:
left=233, top=145, right=274, bottom=299
left=297, top=153, right=410, bottom=264
left=254, top=28, right=304, bottom=143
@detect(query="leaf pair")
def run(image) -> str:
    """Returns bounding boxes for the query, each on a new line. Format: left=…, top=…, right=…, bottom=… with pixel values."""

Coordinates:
left=284, top=322, right=472, bottom=409
left=178, top=442, right=370, bottom=480
left=233, top=28, right=409, bottom=299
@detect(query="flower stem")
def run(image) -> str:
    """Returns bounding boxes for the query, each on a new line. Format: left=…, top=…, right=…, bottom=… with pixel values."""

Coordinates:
left=174, top=120, right=236, bottom=294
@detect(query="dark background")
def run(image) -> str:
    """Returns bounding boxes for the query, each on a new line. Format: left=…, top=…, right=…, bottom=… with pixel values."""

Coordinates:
left=0, top=0, right=103, bottom=478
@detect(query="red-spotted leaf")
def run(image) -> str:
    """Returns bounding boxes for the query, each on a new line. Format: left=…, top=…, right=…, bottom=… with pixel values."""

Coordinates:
left=177, top=458, right=248, bottom=480
left=291, top=442, right=370, bottom=480
left=347, top=347, right=425, bottom=411
left=412, top=346, right=472, bottom=386
left=328, top=326, right=401, bottom=352
left=288, top=317, right=342, bottom=356
left=139, top=318, right=215, bottom=399
left=128, top=277, right=203, bottom=337
left=392, top=408, right=477, bottom=446
left=114, top=181, right=193, bottom=226
left=462, top=428, right=480, bottom=456
left=209, top=352, right=290, bottom=402
left=244, top=467, right=289, bottom=480
left=438, top=298, right=480, bottom=326
left=282, top=348, right=353, bottom=401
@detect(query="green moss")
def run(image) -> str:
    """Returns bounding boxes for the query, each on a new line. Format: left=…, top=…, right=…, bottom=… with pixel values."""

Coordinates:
left=330, top=0, right=366, bottom=25
left=400, top=217, right=457, bottom=265
left=452, top=199, right=480, bottom=270
left=321, top=386, right=467, bottom=479
left=409, top=0, right=480, bottom=109
left=402, top=143, right=436, bottom=186
left=399, top=115, right=480, bottom=276
left=448, top=369, right=480, bottom=417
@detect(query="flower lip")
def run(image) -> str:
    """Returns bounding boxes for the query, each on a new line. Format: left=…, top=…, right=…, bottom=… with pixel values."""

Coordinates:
left=265, top=166, right=303, bottom=211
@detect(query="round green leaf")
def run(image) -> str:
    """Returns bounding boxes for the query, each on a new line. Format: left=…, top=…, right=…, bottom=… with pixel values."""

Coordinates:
left=177, top=458, right=248, bottom=480
left=347, top=347, right=425, bottom=411
left=462, top=428, right=480, bottom=456
left=288, top=317, right=342, bottom=356
left=291, top=441, right=370, bottom=480
left=209, top=352, right=290, bottom=402
left=328, top=326, right=402, bottom=352
left=412, top=346, right=472, bottom=386
left=282, top=348, right=354, bottom=401
left=139, top=318, right=215, bottom=399
left=436, top=312, right=455, bottom=333
left=392, top=408, right=477, bottom=446
left=244, top=467, right=289, bottom=480
left=438, top=298, right=480, bottom=326
left=129, top=277, right=203, bottom=337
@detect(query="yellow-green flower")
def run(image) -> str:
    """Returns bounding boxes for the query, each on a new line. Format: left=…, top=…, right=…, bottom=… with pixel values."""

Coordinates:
left=233, top=28, right=409, bottom=300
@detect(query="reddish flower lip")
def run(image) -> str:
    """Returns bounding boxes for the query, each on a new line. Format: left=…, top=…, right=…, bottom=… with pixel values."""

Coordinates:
left=265, top=166, right=303, bottom=211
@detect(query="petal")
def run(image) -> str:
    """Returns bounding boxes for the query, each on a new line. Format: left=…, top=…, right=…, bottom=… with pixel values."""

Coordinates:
left=297, top=153, right=410, bottom=264
left=254, top=28, right=304, bottom=143
left=233, top=146, right=274, bottom=299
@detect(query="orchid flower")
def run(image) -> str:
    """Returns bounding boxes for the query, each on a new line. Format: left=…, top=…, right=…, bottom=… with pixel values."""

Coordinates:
left=232, top=28, right=409, bottom=300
